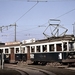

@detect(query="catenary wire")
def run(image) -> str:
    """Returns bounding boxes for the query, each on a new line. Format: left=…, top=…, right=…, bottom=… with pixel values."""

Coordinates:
left=15, top=2, right=39, bottom=23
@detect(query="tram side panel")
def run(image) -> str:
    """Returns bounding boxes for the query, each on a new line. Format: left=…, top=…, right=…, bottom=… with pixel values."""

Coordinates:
left=30, top=52, right=63, bottom=63
left=30, top=52, right=75, bottom=64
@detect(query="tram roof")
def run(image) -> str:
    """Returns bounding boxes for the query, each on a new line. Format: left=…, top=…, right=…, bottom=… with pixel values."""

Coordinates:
left=22, top=35, right=75, bottom=45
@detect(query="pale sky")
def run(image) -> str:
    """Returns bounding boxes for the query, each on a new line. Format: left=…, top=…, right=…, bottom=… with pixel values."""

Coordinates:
left=0, top=0, right=75, bottom=42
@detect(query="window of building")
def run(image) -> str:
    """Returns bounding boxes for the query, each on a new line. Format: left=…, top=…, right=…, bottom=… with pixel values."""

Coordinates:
left=42, top=45, right=47, bottom=52
left=16, top=48, right=19, bottom=53
left=36, top=46, right=40, bottom=52
left=49, top=44, right=54, bottom=51
left=31, top=46, right=35, bottom=53
left=56, top=43, right=62, bottom=51
left=5, top=48, right=9, bottom=53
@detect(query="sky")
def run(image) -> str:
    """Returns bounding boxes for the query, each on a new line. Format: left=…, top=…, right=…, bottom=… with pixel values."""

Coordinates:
left=0, top=0, right=75, bottom=43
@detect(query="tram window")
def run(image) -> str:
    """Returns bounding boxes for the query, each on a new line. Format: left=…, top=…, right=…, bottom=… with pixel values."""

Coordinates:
left=31, top=46, right=35, bottom=52
left=49, top=44, right=54, bottom=51
left=23, top=47, right=25, bottom=53
left=16, top=48, right=19, bottom=53
left=42, top=45, right=47, bottom=52
left=63, top=42, right=67, bottom=51
left=56, top=43, right=62, bottom=51
left=5, top=49, right=9, bottom=53
left=36, top=46, right=40, bottom=52
left=69, top=42, right=74, bottom=51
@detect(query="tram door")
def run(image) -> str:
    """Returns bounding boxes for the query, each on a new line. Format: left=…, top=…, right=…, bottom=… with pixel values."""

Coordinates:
left=10, top=48, right=15, bottom=63
left=27, top=46, right=30, bottom=60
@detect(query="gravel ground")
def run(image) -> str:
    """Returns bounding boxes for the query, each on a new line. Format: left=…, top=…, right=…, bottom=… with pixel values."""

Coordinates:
left=22, top=64, right=75, bottom=75
left=0, top=68, right=21, bottom=75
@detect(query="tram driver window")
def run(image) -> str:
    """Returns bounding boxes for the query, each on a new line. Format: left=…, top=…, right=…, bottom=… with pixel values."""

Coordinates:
left=36, top=46, right=40, bottom=52
left=69, top=42, right=74, bottom=51
left=5, top=49, right=9, bottom=53
left=42, top=45, right=47, bottom=52
left=31, top=46, right=35, bottom=53
left=49, top=44, right=54, bottom=51
left=16, top=48, right=19, bottom=53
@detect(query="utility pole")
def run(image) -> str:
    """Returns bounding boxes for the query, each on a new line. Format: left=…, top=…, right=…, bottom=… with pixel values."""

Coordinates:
left=9, top=23, right=17, bottom=42
left=15, top=23, right=16, bottom=42
left=73, top=22, right=75, bottom=37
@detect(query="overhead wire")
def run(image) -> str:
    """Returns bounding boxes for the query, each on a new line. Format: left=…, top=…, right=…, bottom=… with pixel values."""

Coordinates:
left=15, top=2, right=39, bottom=23
left=40, top=7, right=75, bottom=27
left=55, top=8, right=75, bottom=19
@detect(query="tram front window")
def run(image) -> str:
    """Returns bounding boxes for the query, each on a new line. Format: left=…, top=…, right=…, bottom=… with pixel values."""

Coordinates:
left=69, top=42, right=74, bottom=51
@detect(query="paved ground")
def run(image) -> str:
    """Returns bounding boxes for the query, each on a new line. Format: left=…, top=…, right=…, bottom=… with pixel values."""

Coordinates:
left=21, top=64, right=75, bottom=75
left=0, top=68, right=21, bottom=75
left=5, top=64, right=56, bottom=75
left=4, top=64, right=75, bottom=75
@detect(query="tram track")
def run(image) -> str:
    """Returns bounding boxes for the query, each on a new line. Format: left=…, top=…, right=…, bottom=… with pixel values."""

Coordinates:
left=4, top=64, right=56, bottom=75
left=15, top=69, right=29, bottom=75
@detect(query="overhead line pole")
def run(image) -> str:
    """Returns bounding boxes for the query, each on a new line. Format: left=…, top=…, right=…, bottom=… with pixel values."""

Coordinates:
left=9, top=23, right=17, bottom=42
left=73, top=22, right=75, bottom=37
left=15, top=23, right=16, bottom=42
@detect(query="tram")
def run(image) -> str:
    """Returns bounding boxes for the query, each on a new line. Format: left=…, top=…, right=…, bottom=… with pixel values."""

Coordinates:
left=26, top=35, right=75, bottom=65
left=0, top=35, right=75, bottom=65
